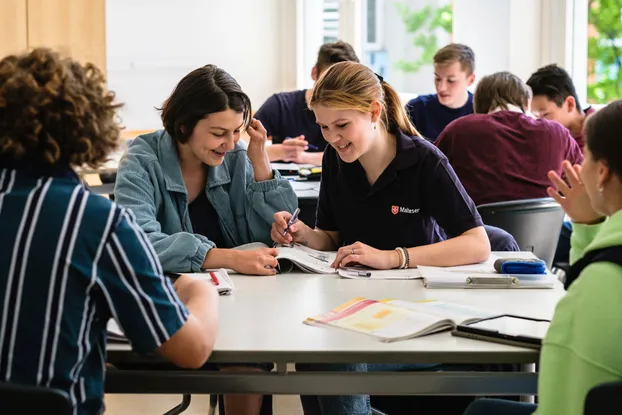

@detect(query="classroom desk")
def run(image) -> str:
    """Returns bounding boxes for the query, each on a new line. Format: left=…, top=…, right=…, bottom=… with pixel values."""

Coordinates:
left=106, top=252, right=564, bottom=397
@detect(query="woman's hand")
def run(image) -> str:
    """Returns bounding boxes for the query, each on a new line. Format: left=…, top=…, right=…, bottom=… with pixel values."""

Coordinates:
left=271, top=211, right=309, bottom=246
left=232, top=248, right=279, bottom=276
left=547, top=161, right=604, bottom=224
left=246, top=119, right=273, bottom=181
left=331, top=242, right=401, bottom=270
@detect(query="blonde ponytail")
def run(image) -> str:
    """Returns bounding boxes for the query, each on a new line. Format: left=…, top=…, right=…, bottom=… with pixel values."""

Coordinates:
left=309, top=61, right=420, bottom=137
left=379, top=81, right=419, bottom=136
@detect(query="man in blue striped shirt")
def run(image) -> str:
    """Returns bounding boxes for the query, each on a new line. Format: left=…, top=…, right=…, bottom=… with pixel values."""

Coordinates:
left=0, top=48, right=219, bottom=415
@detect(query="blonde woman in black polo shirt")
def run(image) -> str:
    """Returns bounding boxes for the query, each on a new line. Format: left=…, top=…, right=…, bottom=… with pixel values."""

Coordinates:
left=270, top=61, right=490, bottom=415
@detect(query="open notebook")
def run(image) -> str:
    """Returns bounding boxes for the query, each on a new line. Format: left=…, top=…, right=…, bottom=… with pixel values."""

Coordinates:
left=304, top=298, right=494, bottom=342
left=235, top=243, right=419, bottom=278
left=235, top=242, right=337, bottom=273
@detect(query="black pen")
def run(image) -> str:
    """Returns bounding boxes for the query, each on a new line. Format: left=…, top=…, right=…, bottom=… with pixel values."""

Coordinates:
left=344, top=269, right=372, bottom=277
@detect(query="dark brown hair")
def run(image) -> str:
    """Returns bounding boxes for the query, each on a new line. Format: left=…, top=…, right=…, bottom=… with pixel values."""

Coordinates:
left=310, top=61, right=419, bottom=136
left=160, top=65, right=252, bottom=143
left=527, top=64, right=583, bottom=112
left=0, top=48, right=122, bottom=168
left=586, top=100, right=622, bottom=178
left=474, top=72, right=532, bottom=114
left=315, top=40, right=360, bottom=74
left=434, top=43, right=475, bottom=75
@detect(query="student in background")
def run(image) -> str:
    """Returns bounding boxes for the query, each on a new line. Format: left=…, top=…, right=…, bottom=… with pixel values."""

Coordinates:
left=435, top=71, right=583, bottom=206
left=527, top=64, right=596, bottom=150
left=271, top=61, right=490, bottom=415
left=527, top=64, right=595, bottom=264
left=255, top=40, right=359, bottom=165
left=406, top=43, right=476, bottom=142
left=464, top=100, right=622, bottom=415
left=114, top=65, right=297, bottom=415
left=0, top=48, right=218, bottom=415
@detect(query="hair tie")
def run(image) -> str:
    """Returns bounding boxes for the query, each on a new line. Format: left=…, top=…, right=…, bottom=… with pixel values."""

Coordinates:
left=375, top=72, right=384, bottom=83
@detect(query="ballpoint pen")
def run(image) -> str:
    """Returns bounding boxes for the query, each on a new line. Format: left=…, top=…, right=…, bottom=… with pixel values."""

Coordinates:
left=344, top=269, right=372, bottom=277
left=282, top=207, right=301, bottom=236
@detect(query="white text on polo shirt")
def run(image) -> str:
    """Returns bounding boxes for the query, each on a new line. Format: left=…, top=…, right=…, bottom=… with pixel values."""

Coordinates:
left=391, top=206, right=420, bottom=215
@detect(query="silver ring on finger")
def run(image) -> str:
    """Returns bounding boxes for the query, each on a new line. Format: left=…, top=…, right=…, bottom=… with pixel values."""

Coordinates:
left=351, top=247, right=355, bottom=255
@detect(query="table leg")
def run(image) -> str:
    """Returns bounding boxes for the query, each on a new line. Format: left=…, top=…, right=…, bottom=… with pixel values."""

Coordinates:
left=520, top=363, right=536, bottom=403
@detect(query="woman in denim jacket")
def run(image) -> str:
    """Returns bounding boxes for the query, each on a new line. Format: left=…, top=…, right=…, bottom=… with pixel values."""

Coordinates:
left=115, top=65, right=297, bottom=277
left=114, top=64, right=297, bottom=414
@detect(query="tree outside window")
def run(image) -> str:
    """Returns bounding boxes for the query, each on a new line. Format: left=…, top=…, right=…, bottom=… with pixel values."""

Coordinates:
left=587, top=0, right=622, bottom=104
left=394, top=2, right=453, bottom=74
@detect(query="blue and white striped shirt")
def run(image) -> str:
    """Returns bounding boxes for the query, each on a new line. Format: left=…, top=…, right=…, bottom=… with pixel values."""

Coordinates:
left=0, top=165, right=189, bottom=415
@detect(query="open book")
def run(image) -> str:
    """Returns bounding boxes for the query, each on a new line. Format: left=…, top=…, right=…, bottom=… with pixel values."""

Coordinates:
left=234, top=243, right=418, bottom=277
left=304, top=298, right=494, bottom=342
left=235, top=242, right=337, bottom=273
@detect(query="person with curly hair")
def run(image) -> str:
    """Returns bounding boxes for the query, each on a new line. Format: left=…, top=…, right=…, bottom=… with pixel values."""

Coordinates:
left=0, top=48, right=219, bottom=415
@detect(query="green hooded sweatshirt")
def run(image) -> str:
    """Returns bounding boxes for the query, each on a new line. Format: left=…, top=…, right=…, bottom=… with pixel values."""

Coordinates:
left=536, top=210, right=622, bottom=414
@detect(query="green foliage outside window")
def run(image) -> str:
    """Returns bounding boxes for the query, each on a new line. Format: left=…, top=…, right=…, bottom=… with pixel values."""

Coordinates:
left=588, top=0, right=622, bottom=103
left=394, top=2, right=453, bottom=73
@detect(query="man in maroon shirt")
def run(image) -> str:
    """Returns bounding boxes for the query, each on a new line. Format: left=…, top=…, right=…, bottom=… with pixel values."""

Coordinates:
left=527, top=64, right=595, bottom=150
left=435, top=72, right=583, bottom=207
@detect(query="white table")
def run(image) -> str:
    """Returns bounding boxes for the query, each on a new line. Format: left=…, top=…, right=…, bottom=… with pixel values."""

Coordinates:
left=106, top=253, right=565, bottom=397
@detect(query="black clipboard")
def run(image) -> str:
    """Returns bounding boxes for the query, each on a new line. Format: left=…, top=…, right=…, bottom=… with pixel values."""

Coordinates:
left=451, top=314, right=551, bottom=350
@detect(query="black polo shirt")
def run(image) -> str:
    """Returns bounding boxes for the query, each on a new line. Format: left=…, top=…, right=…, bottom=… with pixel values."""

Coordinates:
left=316, top=131, right=483, bottom=250
left=254, top=90, right=327, bottom=152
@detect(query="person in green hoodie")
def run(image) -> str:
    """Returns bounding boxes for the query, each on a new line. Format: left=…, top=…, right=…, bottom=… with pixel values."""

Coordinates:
left=464, top=99, right=622, bottom=415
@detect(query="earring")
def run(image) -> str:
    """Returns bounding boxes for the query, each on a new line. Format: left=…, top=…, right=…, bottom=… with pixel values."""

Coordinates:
left=373, top=123, right=377, bottom=130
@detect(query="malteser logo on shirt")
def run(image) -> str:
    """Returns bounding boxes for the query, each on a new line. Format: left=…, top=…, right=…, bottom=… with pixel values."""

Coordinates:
left=391, top=206, right=420, bottom=215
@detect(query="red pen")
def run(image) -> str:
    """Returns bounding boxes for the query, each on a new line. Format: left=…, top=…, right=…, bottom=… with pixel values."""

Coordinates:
left=209, top=272, right=220, bottom=286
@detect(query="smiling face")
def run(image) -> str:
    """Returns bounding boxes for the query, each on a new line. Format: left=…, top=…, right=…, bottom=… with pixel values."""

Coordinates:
left=434, top=61, right=475, bottom=109
left=313, top=104, right=378, bottom=163
left=530, top=95, right=575, bottom=128
left=185, top=109, right=244, bottom=166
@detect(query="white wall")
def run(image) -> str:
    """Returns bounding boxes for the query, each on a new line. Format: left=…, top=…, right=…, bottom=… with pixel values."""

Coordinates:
left=106, top=0, right=296, bottom=130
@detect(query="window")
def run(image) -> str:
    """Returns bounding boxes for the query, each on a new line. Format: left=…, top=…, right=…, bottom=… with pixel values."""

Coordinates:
left=362, top=0, right=452, bottom=93
left=323, top=0, right=340, bottom=43
left=364, top=0, right=384, bottom=50
left=586, top=0, right=622, bottom=104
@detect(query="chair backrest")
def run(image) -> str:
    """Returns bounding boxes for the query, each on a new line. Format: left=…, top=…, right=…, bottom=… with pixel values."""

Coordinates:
left=0, top=382, right=72, bottom=415
left=477, top=198, right=564, bottom=268
left=585, top=381, right=622, bottom=414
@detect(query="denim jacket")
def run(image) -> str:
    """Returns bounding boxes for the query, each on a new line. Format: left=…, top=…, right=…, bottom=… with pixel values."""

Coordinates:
left=114, top=130, right=298, bottom=272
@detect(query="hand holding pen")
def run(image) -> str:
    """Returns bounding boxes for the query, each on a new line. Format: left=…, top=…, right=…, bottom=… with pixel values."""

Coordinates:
left=271, top=208, right=306, bottom=246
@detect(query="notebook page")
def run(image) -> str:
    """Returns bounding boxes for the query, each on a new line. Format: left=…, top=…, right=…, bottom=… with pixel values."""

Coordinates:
left=277, top=244, right=337, bottom=274
left=384, top=300, right=494, bottom=323
left=305, top=298, right=444, bottom=341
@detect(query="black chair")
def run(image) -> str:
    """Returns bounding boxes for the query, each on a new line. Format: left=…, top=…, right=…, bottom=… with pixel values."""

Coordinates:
left=0, top=382, right=72, bottom=415
left=584, top=381, right=622, bottom=414
left=477, top=198, right=564, bottom=268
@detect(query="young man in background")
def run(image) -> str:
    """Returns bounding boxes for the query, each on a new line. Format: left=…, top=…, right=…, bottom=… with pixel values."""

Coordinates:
left=406, top=43, right=476, bottom=142
left=527, top=64, right=595, bottom=151
left=255, top=41, right=359, bottom=165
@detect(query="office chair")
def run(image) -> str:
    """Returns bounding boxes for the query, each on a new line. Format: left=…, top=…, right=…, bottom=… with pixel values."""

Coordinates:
left=0, top=382, right=72, bottom=415
left=477, top=198, right=565, bottom=268
left=584, top=381, right=622, bottom=414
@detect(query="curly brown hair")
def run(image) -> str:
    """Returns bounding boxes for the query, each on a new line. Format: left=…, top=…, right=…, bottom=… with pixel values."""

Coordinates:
left=0, top=48, right=122, bottom=168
